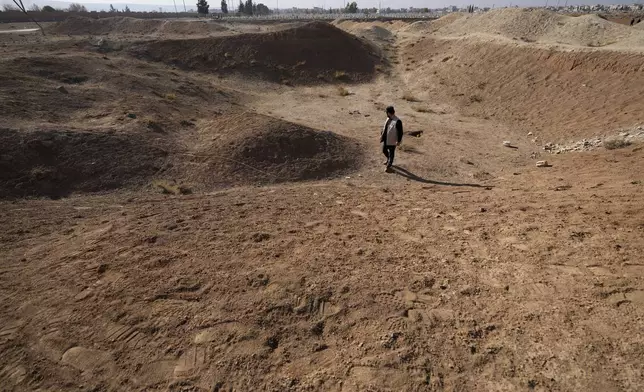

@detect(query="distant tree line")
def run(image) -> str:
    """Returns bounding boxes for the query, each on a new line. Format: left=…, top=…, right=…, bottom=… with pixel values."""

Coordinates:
left=0, top=2, right=139, bottom=12
left=236, top=0, right=271, bottom=15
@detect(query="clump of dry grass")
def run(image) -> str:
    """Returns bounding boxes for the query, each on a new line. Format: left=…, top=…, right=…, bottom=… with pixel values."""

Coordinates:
left=338, top=86, right=351, bottom=97
left=469, top=94, right=483, bottom=103
left=398, top=144, right=421, bottom=154
left=145, top=119, right=164, bottom=133
left=413, top=106, right=435, bottom=114
left=153, top=180, right=191, bottom=195
left=603, top=137, right=631, bottom=150
left=334, top=70, right=349, bottom=81
left=164, top=93, right=176, bottom=101
left=402, top=93, right=421, bottom=102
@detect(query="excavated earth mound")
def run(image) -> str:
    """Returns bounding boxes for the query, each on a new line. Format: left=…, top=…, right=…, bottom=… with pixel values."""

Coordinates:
left=402, top=36, right=644, bottom=141
left=48, top=16, right=228, bottom=36
left=0, top=128, right=168, bottom=199
left=132, top=22, right=379, bottom=84
left=435, top=8, right=644, bottom=48
left=187, top=113, right=363, bottom=186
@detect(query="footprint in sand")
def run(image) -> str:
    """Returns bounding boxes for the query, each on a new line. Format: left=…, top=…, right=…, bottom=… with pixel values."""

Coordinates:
left=61, top=347, right=114, bottom=373
left=105, top=323, right=148, bottom=349
left=294, top=296, right=342, bottom=318
left=173, top=345, right=210, bottom=378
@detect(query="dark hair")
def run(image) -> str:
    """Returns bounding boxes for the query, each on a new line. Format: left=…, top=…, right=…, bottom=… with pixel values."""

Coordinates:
left=386, top=106, right=395, bottom=114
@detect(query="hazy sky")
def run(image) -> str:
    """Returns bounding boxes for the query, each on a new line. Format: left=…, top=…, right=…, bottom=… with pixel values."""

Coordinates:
left=5, top=0, right=641, bottom=12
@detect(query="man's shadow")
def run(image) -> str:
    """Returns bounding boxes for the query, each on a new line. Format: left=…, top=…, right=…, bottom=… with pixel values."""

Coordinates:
left=390, top=165, right=489, bottom=188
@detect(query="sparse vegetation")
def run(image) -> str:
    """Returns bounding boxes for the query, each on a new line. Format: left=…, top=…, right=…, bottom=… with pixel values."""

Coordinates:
left=153, top=180, right=191, bottom=195
left=398, top=144, right=421, bottom=154
left=413, top=106, right=435, bottom=114
left=197, top=0, right=210, bottom=14
left=145, top=119, right=164, bottom=133
left=334, top=70, right=349, bottom=81
left=402, top=93, right=421, bottom=102
left=603, top=137, right=631, bottom=150
left=338, top=86, right=351, bottom=96
left=165, top=93, right=176, bottom=101
left=469, top=94, right=483, bottom=103
left=67, top=3, right=88, bottom=12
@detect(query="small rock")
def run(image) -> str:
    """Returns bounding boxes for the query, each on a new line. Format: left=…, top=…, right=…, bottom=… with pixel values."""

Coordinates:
left=502, top=141, right=512, bottom=147
left=310, top=321, right=325, bottom=336
left=536, top=160, right=548, bottom=167
left=127, top=113, right=137, bottom=119
left=56, top=86, right=69, bottom=94
left=251, top=233, right=270, bottom=242
left=527, top=132, right=533, bottom=136
left=265, top=336, right=279, bottom=350
left=480, top=207, right=487, bottom=212
left=313, top=343, right=328, bottom=352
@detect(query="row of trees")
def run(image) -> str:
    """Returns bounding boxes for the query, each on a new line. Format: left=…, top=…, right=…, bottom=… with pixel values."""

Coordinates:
left=198, top=0, right=270, bottom=15
left=237, top=0, right=271, bottom=15
left=0, top=3, right=136, bottom=12
left=1, top=3, right=85, bottom=12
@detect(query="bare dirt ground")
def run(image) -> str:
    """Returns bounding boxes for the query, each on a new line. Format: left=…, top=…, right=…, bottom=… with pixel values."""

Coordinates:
left=1, top=11, right=644, bottom=392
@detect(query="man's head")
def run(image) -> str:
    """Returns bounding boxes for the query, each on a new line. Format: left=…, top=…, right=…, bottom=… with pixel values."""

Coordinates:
left=386, top=106, right=395, bottom=119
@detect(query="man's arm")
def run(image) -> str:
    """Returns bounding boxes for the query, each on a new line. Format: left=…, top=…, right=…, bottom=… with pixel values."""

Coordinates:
left=396, top=119, right=403, bottom=144
left=381, top=119, right=390, bottom=143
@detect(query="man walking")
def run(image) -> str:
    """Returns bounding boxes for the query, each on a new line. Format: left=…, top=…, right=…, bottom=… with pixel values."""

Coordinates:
left=380, top=106, right=403, bottom=172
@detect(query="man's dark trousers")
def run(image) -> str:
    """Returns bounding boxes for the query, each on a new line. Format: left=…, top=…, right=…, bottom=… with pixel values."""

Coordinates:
left=383, top=144, right=396, bottom=167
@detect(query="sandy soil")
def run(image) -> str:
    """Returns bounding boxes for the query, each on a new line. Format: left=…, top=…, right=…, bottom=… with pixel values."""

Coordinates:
left=1, top=11, right=644, bottom=392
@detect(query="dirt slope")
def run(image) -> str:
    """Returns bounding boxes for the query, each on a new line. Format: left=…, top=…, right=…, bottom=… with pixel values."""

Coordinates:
left=433, top=8, right=644, bottom=49
left=48, top=16, right=228, bottom=36
left=133, top=22, right=380, bottom=84
left=0, top=127, right=168, bottom=199
left=400, top=37, right=644, bottom=141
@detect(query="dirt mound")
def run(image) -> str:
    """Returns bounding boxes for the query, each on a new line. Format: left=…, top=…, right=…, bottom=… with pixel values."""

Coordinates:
left=359, top=25, right=393, bottom=41
left=435, top=9, right=644, bottom=48
left=187, top=113, right=362, bottom=186
left=402, top=36, right=644, bottom=141
left=542, top=13, right=644, bottom=47
left=402, top=12, right=464, bottom=33
left=48, top=16, right=227, bottom=36
left=159, top=19, right=228, bottom=35
left=49, top=16, right=160, bottom=35
left=439, top=8, right=563, bottom=40
left=0, top=128, right=168, bottom=199
left=133, top=22, right=379, bottom=84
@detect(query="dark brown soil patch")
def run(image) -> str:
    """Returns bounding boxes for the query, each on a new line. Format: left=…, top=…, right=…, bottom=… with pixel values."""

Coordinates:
left=132, top=22, right=379, bottom=84
left=0, top=128, right=168, bottom=199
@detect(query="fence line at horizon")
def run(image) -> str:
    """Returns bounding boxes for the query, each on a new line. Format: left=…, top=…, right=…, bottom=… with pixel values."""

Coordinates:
left=211, top=12, right=442, bottom=20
